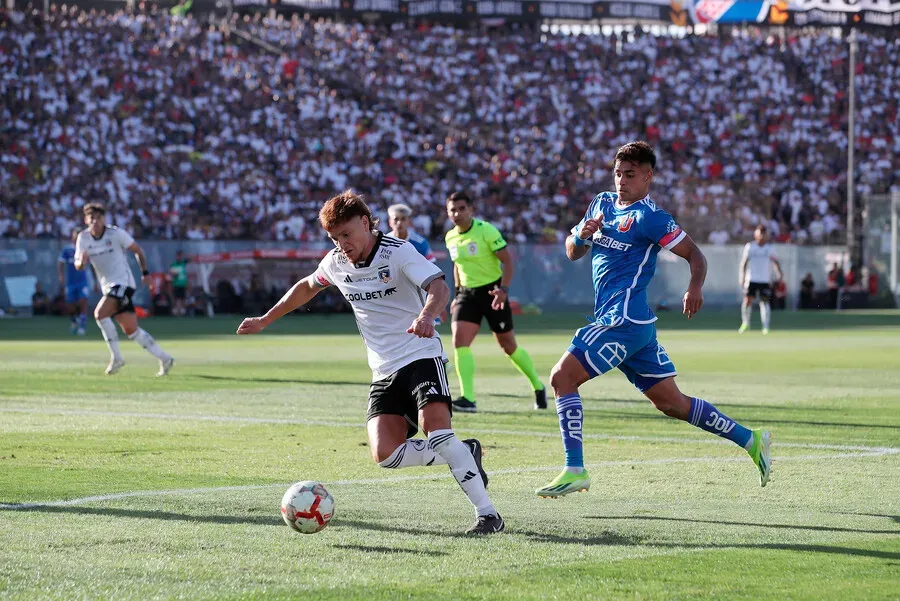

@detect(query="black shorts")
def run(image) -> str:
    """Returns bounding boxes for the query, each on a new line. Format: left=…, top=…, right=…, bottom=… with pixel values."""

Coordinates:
left=451, top=279, right=514, bottom=334
left=366, top=357, right=453, bottom=438
left=173, top=286, right=187, bottom=300
left=745, top=282, right=772, bottom=300
left=105, top=284, right=136, bottom=315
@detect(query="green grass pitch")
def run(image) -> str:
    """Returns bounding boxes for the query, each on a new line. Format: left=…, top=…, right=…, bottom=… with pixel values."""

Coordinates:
left=1, top=310, right=898, bottom=600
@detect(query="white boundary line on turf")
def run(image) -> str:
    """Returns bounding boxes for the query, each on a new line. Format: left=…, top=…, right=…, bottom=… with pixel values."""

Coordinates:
left=1, top=449, right=896, bottom=510
left=1, top=406, right=898, bottom=454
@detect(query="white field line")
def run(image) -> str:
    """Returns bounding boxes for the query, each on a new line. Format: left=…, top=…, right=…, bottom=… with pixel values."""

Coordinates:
left=1, top=406, right=898, bottom=454
left=1, top=449, right=896, bottom=511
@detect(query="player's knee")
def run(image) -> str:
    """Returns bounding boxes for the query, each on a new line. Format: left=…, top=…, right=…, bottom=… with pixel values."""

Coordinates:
left=373, top=444, right=398, bottom=465
left=649, top=393, right=689, bottom=419
left=498, top=339, right=517, bottom=355
left=549, top=363, right=572, bottom=396
left=93, top=308, right=105, bottom=321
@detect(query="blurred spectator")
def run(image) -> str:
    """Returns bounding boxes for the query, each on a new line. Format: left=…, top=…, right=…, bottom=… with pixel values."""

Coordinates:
left=0, top=9, right=895, bottom=244
left=845, top=263, right=862, bottom=291
left=152, top=287, right=174, bottom=316
left=31, top=282, right=49, bottom=315
left=799, top=273, right=816, bottom=309
left=827, top=263, right=845, bottom=309
left=771, top=278, right=787, bottom=310
left=169, top=250, right=190, bottom=316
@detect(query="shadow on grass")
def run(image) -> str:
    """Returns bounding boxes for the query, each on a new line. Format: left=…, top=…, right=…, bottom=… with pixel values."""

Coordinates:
left=4, top=506, right=899, bottom=561
left=0, top=504, right=283, bottom=526
left=585, top=515, right=900, bottom=536
left=332, top=518, right=641, bottom=546
left=834, top=512, right=900, bottom=525
left=193, top=374, right=368, bottom=386
left=331, top=544, right=447, bottom=557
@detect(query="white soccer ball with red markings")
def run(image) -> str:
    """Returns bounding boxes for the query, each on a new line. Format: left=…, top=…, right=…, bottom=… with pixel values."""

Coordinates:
left=280, top=481, right=335, bottom=534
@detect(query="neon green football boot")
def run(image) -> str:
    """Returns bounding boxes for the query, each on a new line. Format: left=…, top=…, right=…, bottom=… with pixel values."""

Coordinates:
left=747, top=429, right=772, bottom=487
left=536, top=469, right=591, bottom=498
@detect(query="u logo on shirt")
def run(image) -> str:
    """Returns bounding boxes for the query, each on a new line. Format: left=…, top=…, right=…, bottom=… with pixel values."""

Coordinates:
left=617, top=214, right=635, bottom=233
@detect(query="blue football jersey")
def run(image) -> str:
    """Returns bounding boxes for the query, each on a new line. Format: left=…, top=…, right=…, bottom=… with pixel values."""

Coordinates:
left=59, top=245, right=89, bottom=287
left=572, top=192, right=685, bottom=327
left=407, top=230, right=436, bottom=263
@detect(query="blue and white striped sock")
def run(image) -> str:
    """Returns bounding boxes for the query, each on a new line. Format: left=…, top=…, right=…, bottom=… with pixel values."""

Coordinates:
left=556, top=393, right=585, bottom=471
left=688, top=397, right=753, bottom=449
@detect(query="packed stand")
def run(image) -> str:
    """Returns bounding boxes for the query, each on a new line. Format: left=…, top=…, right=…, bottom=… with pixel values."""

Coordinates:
left=1, top=7, right=898, bottom=246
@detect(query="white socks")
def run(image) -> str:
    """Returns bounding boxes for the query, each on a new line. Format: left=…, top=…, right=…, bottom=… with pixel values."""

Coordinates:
left=741, top=303, right=752, bottom=327
left=128, top=328, right=171, bottom=361
left=760, top=301, right=771, bottom=330
left=427, top=429, right=495, bottom=517
left=96, top=317, right=123, bottom=361
left=378, top=439, right=447, bottom=469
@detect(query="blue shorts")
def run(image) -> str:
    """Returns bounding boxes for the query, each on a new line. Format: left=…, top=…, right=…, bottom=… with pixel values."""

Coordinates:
left=567, top=321, right=677, bottom=392
left=66, top=284, right=89, bottom=303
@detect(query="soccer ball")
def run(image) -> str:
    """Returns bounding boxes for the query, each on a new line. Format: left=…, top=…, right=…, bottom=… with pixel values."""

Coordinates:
left=280, top=481, right=335, bottom=534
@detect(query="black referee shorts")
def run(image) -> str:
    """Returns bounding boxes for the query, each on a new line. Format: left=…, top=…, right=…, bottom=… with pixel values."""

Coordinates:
left=366, top=357, right=453, bottom=438
left=451, top=279, right=514, bottom=334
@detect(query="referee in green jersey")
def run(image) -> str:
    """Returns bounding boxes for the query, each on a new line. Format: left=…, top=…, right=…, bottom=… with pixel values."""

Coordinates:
left=444, top=191, right=546, bottom=413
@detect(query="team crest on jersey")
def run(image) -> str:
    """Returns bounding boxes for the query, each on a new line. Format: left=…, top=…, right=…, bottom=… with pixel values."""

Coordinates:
left=467, top=242, right=478, bottom=256
left=378, top=267, right=392, bottom=283
left=617, top=214, right=635, bottom=233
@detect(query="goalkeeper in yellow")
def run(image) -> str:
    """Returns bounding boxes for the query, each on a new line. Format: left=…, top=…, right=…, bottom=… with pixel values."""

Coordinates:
left=444, top=191, right=547, bottom=412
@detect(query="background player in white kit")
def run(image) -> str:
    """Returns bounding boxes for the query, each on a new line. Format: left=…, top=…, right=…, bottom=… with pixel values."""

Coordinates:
left=237, top=191, right=504, bottom=535
left=738, top=225, right=783, bottom=334
left=74, top=203, right=175, bottom=376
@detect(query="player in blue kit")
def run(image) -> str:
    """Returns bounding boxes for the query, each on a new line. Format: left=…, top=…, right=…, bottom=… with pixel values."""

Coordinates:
left=58, top=229, right=90, bottom=335
left=536, top=141, right=772, bottom=497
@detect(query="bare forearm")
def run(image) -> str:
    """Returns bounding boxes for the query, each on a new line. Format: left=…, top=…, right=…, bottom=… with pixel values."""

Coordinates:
left=500, top=258, right=513, bottom=288
left=262, top=277, right=321, bottom=325
left=689, top=249, right=708, bottom=289
left=134, top=249, right=148, bottom=273
left=420, top=279, right=450, bottom=320
left=738, top=260, right=747, bottom=283
left=566, top=236, right=590, bottom=261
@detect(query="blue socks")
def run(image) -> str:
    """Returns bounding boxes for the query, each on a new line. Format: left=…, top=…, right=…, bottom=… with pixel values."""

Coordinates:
left=556, top=393, right=584, bottom=469
left=688, top=397, right=753, bottom=449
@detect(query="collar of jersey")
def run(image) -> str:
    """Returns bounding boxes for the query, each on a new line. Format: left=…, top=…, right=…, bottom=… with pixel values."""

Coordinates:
left=354, top=231, right=384, bottom=269
left=456, top=220, right=476, bottom=235
left=90, top=226, right=107, bottom=241
left=613, top=194, right=650, bottom=211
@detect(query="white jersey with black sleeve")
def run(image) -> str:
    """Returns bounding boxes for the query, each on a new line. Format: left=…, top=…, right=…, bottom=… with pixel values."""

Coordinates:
left=313, top=233, right=446, bottom=381
left=74, top=226, right=136, bottom=294
left=741, top=241, right=777, bottom=284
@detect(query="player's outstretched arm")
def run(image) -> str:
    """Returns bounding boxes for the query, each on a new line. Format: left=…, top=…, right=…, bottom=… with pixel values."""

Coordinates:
left=408, top=277, right=450, bottom=338
left=237, top=275, right=324, bottom=335
left=669, top=234, right=707, bottom=319
left=566, top=218, right=600, bottom=261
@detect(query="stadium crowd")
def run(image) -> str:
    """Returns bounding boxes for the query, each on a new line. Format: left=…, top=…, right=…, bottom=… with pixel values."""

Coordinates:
left=1, top=6, right=898, bottom=245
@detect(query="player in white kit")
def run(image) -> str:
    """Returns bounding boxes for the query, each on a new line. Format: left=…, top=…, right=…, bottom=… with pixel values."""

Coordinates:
left=738, top=225, right=783, bottom=335
left=74, top=203, right=175, bottom=376
left=237, top=191, right=504, bottom=535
